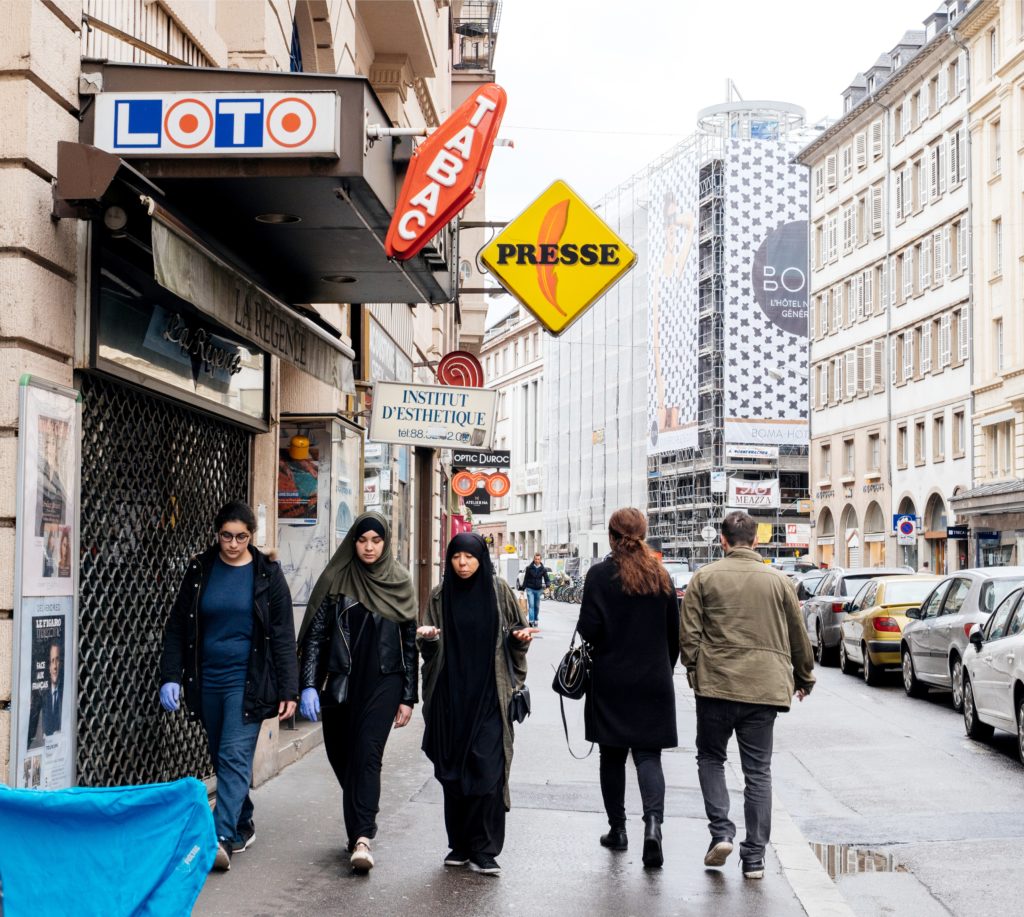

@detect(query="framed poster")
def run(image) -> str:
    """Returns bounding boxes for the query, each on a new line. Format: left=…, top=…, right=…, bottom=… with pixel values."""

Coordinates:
left=11, top=377, right=81, bottom=788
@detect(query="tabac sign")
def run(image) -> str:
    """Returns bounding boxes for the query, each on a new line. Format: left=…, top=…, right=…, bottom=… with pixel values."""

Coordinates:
left=480, top=180, right=636, bottom=335
left=385, top=83, right=507, bottom=260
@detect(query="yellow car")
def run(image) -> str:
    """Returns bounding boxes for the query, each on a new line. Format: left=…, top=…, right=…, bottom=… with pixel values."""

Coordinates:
left=839, top=575, right=942, bottom=685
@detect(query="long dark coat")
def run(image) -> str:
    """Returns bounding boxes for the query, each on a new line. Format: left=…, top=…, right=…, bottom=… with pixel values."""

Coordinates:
left=576, top=559, right=680, bottom=749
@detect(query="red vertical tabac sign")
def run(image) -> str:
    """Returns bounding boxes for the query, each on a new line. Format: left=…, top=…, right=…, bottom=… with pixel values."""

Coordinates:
left=384, top=83, right=507, bottom=261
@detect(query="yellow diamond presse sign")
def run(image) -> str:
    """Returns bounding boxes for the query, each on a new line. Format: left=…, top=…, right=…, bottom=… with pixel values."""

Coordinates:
left=480, top=180, right=636, bottom=335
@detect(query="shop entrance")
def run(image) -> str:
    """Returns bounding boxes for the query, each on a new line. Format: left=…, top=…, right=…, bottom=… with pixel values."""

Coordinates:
left=76, top=374, right=250, bottom=786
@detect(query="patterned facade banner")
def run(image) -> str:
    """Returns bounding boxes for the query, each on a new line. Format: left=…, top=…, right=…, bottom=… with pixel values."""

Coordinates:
left=647, top=150, right=698, bottom=454
left=722, top=139, right=809, bottom=446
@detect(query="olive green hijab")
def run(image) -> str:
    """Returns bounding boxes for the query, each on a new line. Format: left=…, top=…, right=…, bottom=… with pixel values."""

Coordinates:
left=298, top=511, right=417, bottom=643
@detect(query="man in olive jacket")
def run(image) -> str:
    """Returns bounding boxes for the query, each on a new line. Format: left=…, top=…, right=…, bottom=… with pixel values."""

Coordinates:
left=680, top=511, right=815, bottom=880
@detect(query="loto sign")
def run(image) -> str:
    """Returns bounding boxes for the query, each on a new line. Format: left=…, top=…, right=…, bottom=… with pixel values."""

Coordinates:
left=385, top=84, right=507, bottom=260
left=480, top=180, right=636, bottom=335
left=93, top=92, right=338, bottom=157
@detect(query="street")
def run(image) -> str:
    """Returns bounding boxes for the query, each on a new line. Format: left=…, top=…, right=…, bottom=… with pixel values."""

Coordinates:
left=193, top=600, right=1024, bottom=917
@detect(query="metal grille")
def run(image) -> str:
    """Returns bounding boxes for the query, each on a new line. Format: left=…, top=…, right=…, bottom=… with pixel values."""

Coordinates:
left=77, top=374, right=250, bottom=786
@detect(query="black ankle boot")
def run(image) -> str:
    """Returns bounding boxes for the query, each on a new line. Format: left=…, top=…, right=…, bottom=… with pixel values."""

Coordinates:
left=600, top=824, right=628, bottom=850
left=642, top=814, right=663, bottom=868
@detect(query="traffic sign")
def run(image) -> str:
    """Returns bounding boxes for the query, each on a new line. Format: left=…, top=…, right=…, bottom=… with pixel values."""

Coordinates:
left=895, top=515, right=917, bottom=546
left=700, top=525, right=717, bottom=543
left=480, top=180, right=636, bottom=335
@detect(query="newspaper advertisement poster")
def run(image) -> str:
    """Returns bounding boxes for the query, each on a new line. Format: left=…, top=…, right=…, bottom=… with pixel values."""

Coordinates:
left=12, top=378, right=80, bottom=788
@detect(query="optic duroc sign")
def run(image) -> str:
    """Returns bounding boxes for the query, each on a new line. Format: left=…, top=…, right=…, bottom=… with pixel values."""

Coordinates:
left=93, top=91, right=339, bottom=157
left=481, top=180, right=636, bottom=335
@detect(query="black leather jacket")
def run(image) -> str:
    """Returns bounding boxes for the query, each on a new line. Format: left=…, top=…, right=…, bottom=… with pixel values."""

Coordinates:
left=299, top=595, right=418, bottom=707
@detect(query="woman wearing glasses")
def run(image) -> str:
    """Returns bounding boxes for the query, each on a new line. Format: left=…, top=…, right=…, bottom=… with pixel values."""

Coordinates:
left=159, top=501, right=298, bottom=872
left=297, top=512, right=418, bottom=873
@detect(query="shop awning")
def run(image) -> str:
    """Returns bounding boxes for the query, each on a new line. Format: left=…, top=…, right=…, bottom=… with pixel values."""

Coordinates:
left=71, top=62, right=454, bottom=306
left=950, top=480, right=1024, bottom=517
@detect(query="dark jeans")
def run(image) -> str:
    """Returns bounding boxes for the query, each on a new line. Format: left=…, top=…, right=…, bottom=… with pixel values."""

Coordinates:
left=442, top=780, right=506, bottom=857
left=526, top=588, right=543, bottom=625
left=598, top=745, right=665, bottom=826
left=695, top=696, right=777, bottom=862
left=200, top=688, right=261, bottom=843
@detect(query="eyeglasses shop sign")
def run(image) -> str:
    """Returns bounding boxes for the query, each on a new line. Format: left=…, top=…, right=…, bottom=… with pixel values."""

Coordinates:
left=370, top=381, right=498, bottom=448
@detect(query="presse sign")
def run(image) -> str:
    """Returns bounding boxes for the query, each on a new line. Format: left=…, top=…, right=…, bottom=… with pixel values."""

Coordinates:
left=93, top=91, right=339, bottom=157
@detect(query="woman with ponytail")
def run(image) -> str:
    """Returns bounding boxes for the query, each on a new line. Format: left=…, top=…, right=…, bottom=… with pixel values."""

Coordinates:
left=576, top=508, right=680, bottom=868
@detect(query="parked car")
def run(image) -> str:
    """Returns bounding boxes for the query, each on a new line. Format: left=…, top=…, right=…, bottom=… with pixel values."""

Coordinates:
left=792, top=569, right=827, bottom=605
left=803, top=566, right=914, bottom=665
left=838, top=575, right=941, bottom=685
left=901, top=567, right=1024, bottom=710
left=770, top=558, right=818, bottom=574
left=961, top=585, right=1024, bottom=761
left=663, top=561, right=691, bottom=609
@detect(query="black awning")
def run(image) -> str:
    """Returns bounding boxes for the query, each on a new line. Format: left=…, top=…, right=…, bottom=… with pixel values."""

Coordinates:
left=71, top=62, right=454, bottom=305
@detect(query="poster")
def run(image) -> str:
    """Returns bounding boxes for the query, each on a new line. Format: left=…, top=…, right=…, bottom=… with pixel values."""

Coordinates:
left=17, top=601, right=73, bottom=788
left=22, top=397, right=77, bottom=597
left=727, top=477, right=780, bottom=509
left=277, top=448, right=319, bottom=524
left=13, top=375, right=80, bottom=789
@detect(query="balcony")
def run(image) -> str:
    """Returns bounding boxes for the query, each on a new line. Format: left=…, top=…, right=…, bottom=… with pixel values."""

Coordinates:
left=453, top=0, right=502, bottom=71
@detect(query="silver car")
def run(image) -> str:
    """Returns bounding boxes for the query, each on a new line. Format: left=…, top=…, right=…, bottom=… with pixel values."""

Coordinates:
left=901, top=567, right=1024, bottom=710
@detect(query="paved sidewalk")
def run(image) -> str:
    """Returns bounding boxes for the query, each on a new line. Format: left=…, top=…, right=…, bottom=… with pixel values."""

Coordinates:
left=194, top=601, right=842, bottom=916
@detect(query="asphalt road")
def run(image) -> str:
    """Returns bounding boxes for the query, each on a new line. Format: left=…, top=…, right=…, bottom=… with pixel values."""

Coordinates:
left=192, top=600, right=1024, bottom=916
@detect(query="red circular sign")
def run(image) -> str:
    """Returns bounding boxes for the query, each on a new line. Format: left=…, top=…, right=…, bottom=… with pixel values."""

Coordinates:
left=437, top=350, right=484, bottom=387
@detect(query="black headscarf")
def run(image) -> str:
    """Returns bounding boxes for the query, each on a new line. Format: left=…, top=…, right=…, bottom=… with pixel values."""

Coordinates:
left=424, top=533, right=503, bottom=793
left=298, top=511, right=416, bottom=644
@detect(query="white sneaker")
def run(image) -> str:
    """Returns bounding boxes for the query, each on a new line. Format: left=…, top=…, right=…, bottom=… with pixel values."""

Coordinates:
left=350, top=838, right=374, bottom=872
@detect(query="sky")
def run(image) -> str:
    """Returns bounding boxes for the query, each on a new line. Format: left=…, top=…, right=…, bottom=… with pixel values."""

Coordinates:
left=483, top=0, right=940, bottom=223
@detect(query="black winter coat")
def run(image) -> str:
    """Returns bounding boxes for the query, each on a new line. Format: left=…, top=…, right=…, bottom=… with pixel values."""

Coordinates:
left=160, top=544, right=299, bottom=724
left=576, top=559, right=680, bottom=748
left=298, top=595, right=418, bottom=707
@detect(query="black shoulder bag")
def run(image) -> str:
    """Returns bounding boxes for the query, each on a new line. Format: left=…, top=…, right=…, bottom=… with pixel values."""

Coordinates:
left=551, top=626, right=594, bottom=759
left=503, top=627, right=531, bottom=724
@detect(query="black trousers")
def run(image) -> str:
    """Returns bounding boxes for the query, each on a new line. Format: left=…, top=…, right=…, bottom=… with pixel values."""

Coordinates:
left=442, top=780, right=506, bottom=857
left=321, top=672, right=403, bottom=844
left=599, top=745, right=666, bottom=826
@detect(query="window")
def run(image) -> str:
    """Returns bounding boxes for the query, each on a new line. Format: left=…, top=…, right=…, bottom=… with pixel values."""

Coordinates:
left=958, top=218, right=968, bottom=273
left=871, top=184, right=883, bottom=235
left=821, top=444, right=832, bottom=480
left=920, top=237, right=932, bottom=291
left=871, top=119, right=883, bottom=159
left=920, top=321, right=932, bottom=374
left=842, top=204, right=855, bottom=253
left=994, top=218, right=1003, bottom=276
left=949, top=126, right=963, bottom=187
left=953, top=410, right=966, bottom=458
left=815, top=364, right=827, bottom=409
left=855, top=132, right=867, bottom=169
left=996, top=318, right=1004, bottom=371
left=814, top=222, right=825, bottom=269
left=820, top=290, right=830, bottom=335
left=826, top=153, right=837, bottom=189
left=874, top=263, right=885, bottom=315
left=939, top=314, right=952, bottom=367
left=873, top=339, right=885, bottom=389
left=912, top=159, right=923, bottom=212
left=863, top=268, right=873, bottom=314
left=832, top=357, right=842, bottom=404
left=933, top=229, right=944, bottom=285
left=826, top=213, right=838, bottom=261
left=856, top=195, right=867, bottom=245
left=915, top=419, right=926, bottom=465
left=897, top=423, right=908, bottom=468
left=992, top=120, right=1002, bottom=175
left=1002, top=421, right=1014, bottom=476
left=929, top=74, right=940, bottom=114
left=933, top=414, right=945, bottom=461
left=901, top=97, right=911, bottom=136
left=833, top=285, right=843, bottom=329
left=912, top=90, right=921, bottom=128
left=845, top=350, right=857, bottom=398
left=868, top=433, right=881, bottom=471
left=957, top=310, right=969, bottom=363
left=990, top=27, right=999, bottom=79
left=841, top=144, right=853, bottom=180
left=843, top=437, right=855, bottom=476
left=813, top=166, right=824, bottom=199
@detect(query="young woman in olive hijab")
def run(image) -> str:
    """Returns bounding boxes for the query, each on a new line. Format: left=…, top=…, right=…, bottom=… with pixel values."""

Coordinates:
left=417, top=533, right=536, bottom=876
left=298, top=512, right=418, bottom=873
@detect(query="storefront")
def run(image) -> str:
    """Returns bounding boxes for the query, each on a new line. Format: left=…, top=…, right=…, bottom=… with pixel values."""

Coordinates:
left=50, top=62, right=456, bottom=786
left=950, top=482, right=1024, bottom=569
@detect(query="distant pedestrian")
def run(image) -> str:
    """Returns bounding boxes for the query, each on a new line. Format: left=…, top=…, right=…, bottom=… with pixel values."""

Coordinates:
left=418, top=533, right=535, bottom=876
left=680, top=511, right=814, bottom=880
left=159, top=501, right=298, bottom=872
left=297, top=512, right=419, bottom=873
left=576, top=508, right=679, bottom=868
left=521, top=553, right=550, bottom=626
left=919, top=561, right=930, bottom=573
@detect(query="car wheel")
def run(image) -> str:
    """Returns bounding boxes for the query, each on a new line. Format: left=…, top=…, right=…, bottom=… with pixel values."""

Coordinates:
left=839, top=639, right=856, bottom=675
left=863, top=644, right=883, bottom=686
left=813, top=622, right=823, bottom=665
left=902, top=649, right=926, bottom=698
left=1017, top=698, right=1024, bottom=766
left=963, top=675, right=994, bottom=741
left=950, top=655, right=964, bottom=712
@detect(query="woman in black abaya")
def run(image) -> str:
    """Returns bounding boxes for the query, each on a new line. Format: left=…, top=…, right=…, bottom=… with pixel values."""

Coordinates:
left=297, top=512, right=418, bottom=873
left=418, top=534, right=535, bottom=876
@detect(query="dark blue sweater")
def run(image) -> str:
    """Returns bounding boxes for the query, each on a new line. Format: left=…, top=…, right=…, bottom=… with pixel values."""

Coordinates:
left=201, top=556, right=254, bottom=690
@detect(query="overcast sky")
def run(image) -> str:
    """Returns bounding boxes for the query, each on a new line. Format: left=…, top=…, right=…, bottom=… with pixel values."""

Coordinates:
left=483, top=0, right=941, bottom=222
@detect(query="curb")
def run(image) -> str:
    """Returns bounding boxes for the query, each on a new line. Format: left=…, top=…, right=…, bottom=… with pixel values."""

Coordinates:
left=771, top=793, right=857, bottom=917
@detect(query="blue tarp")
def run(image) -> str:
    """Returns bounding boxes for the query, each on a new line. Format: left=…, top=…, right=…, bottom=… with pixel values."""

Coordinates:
left=0, top=777, right=215, bottom=916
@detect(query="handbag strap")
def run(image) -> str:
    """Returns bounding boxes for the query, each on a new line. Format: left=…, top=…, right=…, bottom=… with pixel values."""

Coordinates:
left=501, top=625, right=520, bottom=690
left=559, top=693, right=594, bottom=759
